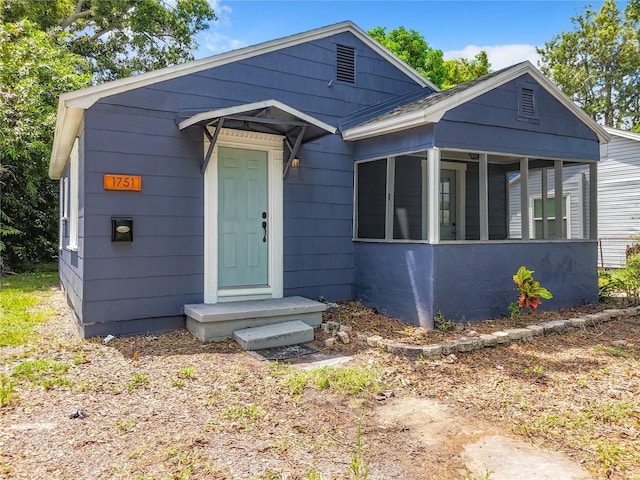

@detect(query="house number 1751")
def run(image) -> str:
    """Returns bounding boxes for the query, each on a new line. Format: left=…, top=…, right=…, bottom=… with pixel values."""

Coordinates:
left=103, top=174, right=142, bottom=191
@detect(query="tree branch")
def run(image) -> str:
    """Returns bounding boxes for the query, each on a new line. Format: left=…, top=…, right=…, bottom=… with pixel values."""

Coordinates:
left=61, top=9, right=93, bottom=30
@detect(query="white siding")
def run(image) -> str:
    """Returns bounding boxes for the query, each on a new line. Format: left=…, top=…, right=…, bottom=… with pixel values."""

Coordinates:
left=597, top=131, right=640, bottom=267
left=508, top=166, right=590, bottom=240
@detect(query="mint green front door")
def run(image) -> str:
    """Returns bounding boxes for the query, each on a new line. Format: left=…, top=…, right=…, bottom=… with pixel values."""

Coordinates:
left=218, top=146, right=268, bottom=288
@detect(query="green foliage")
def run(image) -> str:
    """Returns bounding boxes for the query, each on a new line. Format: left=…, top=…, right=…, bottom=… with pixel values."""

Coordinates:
left=538, top=0, right=640, bottom=130
left=0, top=1, right=216, bottom=271
left=0, top=374, right=16, bottom=408
left=433, top=311, right=453, bottom=333
left=599, top=254, right=640, bottom=304
left=508, top=302, right=522, bottom=322
left=442, top=51, right=491, bottom=90
left=2, top=0, right=216, bottom=81
left=369, top=25, right=491, bottom=89
left=368, top=26, right=447, bottom=87
left=0, top=21, right=92, bottom=271
left=512, top=266, right=553, bottom=313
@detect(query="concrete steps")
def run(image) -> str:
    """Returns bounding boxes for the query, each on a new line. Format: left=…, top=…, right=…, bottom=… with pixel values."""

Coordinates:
left=184, top=296, right=326, bottom=345
left=233, top=320, right=314, bottom=350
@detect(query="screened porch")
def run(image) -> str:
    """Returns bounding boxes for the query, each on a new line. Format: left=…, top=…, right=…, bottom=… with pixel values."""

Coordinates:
left=354, top=147, right=598, bottom=244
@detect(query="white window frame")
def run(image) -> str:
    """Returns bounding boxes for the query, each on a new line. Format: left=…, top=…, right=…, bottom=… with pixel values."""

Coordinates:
left=67, top=138, right=79, bottom=251
left=530, top=194, right=571, bottom=239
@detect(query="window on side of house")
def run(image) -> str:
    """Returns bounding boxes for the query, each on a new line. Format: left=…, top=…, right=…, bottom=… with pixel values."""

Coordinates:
left=532, top=196, right=569, bottom=239
left=67, top=138, right=79, bottom=250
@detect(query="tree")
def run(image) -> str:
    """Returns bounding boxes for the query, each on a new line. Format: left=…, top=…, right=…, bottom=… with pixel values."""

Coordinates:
left=0, top=21, right=92, bottom=269
left=442, top=51, right=491, bottom=90
left=2, top=0, right=216, bottom=81
left=537, top=0, right=640, bottom=130
left=0, top=1, right=216, bottom=270
left=368, top=26, right=448, bottom=88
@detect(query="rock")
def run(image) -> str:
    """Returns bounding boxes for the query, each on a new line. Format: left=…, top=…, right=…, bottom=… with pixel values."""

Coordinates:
left=467, top=330, right=479, bottom=337
left=322, top=321, right=340, bottom=333
left=366, top=335, right=384, bottom=347
left=612, top=339, right=628, bottom=346
left=445, top=353, right=459, bottom=364
left=525, top=324, right=545, bottom=337
left=324, top=337, right=336, bottom=348
left=339, top=324, right=353, bottom=333
left=69, top=409, right=87, bottom=419
left=336, top=331, right=350, bottom=344
left=422, top=344, right=443, bottom=359
left=103, top=334, right=115, bottom=344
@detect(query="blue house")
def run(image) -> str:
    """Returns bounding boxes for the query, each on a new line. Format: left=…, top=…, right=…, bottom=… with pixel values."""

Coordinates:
left=50, top=22, right=608, bottom=341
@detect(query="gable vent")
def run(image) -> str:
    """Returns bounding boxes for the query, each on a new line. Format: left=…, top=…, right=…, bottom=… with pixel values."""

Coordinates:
left=336, top=44, right=356, bottom=84
left=521, top=87, right=535, bottom=116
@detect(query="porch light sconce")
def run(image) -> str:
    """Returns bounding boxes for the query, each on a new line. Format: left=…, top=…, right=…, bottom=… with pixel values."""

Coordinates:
left=111, top=217, right=133, bottom=242
left=291, top=157, right=300, bottom=168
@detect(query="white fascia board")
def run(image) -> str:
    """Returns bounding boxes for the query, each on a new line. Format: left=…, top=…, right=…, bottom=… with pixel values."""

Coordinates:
left=342, top=110, right=429, bottom=140
left=49, top=104, right=83, bottom=179
left=344, top=61, right=610, bottom=145
left=604, top=126, right=640, bottom=142
left=179, top=99, right=337, bottom=134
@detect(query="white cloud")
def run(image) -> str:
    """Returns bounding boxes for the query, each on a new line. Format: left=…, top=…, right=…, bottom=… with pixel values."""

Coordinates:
left=209, top=0, right=232, bottom=27
left=444, top=44, right=541, bottom=71
left=197, top=1, right=244, bottom=56
left=201, top=31, right=245, bottom=55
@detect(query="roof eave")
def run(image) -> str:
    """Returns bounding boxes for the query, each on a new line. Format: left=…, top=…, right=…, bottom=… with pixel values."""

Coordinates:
left=342, top=110, right=429, bottom=141
left=49, top=103, right=83, bottom=179
left=343, top=61, right=610, bottom=145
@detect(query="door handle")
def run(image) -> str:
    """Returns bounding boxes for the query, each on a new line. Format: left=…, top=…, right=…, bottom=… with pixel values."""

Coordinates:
left=261, top=221, right=267, bottom=243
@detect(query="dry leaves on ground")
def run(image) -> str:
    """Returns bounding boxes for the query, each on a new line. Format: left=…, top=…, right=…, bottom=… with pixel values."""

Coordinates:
left=1, top=289, right=639, bottom=479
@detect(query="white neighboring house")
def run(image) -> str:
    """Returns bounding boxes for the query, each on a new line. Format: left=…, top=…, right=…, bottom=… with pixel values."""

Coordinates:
left=597, top=127, right=640, bottom=266
left=508, top=126, right=640, bottom=267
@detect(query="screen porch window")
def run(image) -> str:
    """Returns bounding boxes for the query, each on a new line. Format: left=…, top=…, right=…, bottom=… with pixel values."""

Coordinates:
left=355, top=157, right=426, bottom=241
left=532, top=196, right=568, bottom=239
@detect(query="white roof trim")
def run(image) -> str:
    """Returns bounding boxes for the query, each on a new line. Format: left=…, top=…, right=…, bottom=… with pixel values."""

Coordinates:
left=604, top=126, right=640, bottom=142
left=178, top=99, right=336, bottom=133
left=342, top=61, right=610, bottom=145
left=50, top=20, right=434, bottom=179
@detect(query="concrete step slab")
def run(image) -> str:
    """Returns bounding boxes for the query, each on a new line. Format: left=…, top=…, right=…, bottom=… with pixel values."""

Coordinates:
left=184, top=296, right=326, bottom=342
left=233, top=320, right=314, bottom=350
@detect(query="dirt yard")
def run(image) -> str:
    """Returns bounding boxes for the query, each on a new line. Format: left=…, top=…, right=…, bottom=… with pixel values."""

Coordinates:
left=1, top=288, right=639, bottom=479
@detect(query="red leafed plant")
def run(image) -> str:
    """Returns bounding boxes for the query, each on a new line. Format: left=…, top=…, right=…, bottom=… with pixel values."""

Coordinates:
left=512, top=266, right=553, bottom=313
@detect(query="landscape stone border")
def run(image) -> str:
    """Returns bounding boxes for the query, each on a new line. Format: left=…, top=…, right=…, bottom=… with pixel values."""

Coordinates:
left=354, top=306, right=640, bottom=360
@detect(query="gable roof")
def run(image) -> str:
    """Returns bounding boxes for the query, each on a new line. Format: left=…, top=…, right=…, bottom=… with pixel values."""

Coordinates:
left=49, top=21, right=436, bottom=178
left=342, top=61, right=610, bottom=145
left=604, top=126, right=640, bottom=142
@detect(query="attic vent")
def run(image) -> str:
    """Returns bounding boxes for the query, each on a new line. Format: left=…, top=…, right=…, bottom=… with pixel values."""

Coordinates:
left=336, top=44, right=356, bottom=83
left=521, top=87, right=535, bottom=116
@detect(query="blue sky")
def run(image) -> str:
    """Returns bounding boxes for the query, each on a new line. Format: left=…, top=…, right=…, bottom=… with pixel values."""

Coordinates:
left=195, top=0, right=622, bottom=70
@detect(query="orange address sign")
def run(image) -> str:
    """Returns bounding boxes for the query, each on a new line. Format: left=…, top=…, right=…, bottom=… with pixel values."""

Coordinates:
left=104, top=174, right=142, bottom=191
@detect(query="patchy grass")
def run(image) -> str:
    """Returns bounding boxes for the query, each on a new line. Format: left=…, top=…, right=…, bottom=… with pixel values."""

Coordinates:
left=283, top=364, right=383, bottom=396
left=0, top=271, right=58, bottom=346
